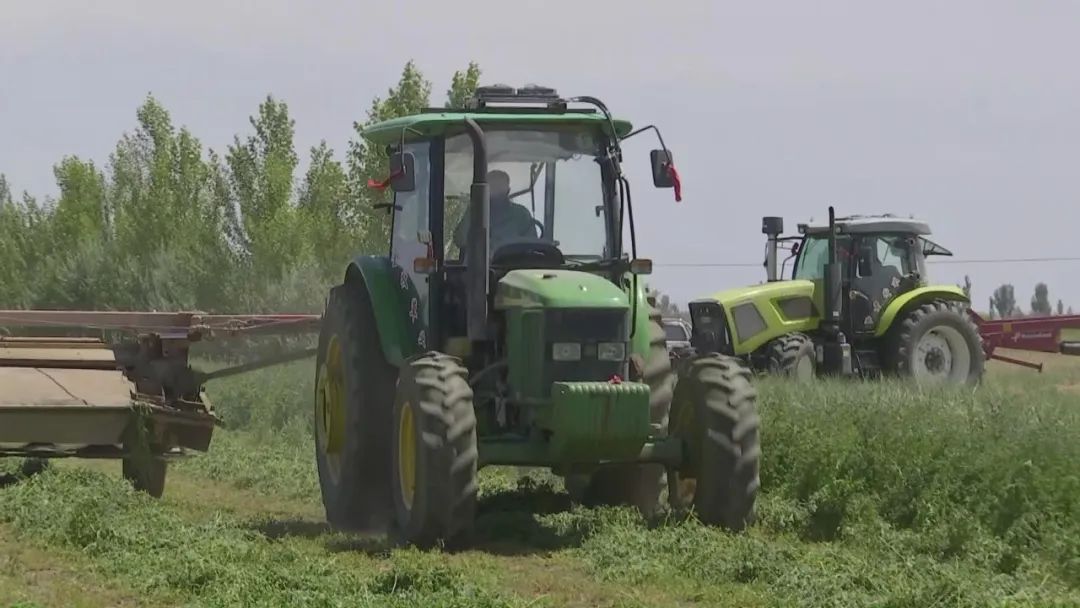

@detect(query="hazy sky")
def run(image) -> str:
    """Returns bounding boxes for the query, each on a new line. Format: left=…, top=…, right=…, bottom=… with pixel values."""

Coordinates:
left=3, top=0, right=1078, bottom=312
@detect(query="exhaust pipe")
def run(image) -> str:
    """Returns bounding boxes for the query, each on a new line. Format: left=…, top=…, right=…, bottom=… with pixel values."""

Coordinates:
left=761, top=216, right=784, bottom=282
left=463, top=118, right=490, bottom=341
left=819, top=206, right=852, bottom=375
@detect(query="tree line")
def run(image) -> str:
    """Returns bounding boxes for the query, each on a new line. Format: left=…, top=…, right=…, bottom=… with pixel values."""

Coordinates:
left=0, top=61, right=481, bottom=314
left=961, top=276, right=1073, bottom=319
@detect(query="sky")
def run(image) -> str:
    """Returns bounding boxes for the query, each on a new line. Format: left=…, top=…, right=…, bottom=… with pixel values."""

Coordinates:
left=2, top=0, right=1079, bottom=313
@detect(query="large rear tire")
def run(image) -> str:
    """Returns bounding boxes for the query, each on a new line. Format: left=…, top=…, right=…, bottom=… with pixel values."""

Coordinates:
left=314, top=281, right=396, bottom=532
left=764, top=333, right=816, bottom=380
left=390, top=352, right=479, bottom=548
left=669, top=353, right=760, bottom=531
left=886, top=300, right=984, bottom=387
left=564, top=303, right=675, bottom=518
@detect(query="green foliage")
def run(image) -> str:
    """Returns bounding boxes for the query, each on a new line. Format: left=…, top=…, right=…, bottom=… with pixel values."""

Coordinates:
left=0, top=468, right=524, bottom=607
left=1032, top=282, right=1052, bottom=316
left=0, top=61, right=482, bottom=314
left=990, top=283, right=1019, bottom=319
left=2, top=366, right=1078, bottom=605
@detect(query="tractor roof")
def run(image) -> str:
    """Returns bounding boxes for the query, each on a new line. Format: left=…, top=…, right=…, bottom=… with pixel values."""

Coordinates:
left=799, top=214, right=932, bottom=236
left=360, top=84, right=633, bottom=145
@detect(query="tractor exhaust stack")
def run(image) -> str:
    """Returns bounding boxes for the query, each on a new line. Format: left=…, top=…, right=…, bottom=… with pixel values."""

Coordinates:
left=762, top=216, right=784, bottom=282
left=819, top=206, right=852, bottom=375
left=463, top=117, right=491, bottom=341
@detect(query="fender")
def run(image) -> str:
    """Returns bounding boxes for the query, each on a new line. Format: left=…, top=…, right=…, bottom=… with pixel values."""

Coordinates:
left=630, top=278, right=653, bottom=361
left=345, top=255, right=427, bottom=366
left=874, top=285, right=968, bottom=337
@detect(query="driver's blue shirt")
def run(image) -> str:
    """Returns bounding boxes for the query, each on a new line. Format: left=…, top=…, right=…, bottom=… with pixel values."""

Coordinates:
left=452, top=198, right=538, bottom=255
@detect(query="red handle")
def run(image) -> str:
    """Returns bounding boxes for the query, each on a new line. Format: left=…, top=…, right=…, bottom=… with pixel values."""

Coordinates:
left=367, top=166, right=404, bottom=191
left=667, top=164, right=682, bottom=202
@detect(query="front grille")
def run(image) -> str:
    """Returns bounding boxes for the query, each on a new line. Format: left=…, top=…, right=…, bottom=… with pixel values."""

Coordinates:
left=546, top=309, right=628, bottom=342
left=545, top=308, right=628, bottom=385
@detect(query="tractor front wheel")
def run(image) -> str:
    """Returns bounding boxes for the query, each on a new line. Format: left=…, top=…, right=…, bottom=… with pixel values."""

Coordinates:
left=886, top=301, right=984, bottom=387
left=669, top=353, right=760, bottom=531
left=764, top=333, right=816, bottom=380
left=314, top=281, right=396, bottom=532
left=390, top=352, right=479, bottom=549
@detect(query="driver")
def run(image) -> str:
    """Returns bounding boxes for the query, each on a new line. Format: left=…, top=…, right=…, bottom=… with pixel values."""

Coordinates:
left=451, top=169, right=539, bottom=257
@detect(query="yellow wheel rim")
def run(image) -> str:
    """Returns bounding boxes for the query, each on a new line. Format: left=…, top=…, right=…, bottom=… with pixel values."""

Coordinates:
left=398, top=400, right=417, bottom=509
left=316, top=335, right=346, bottom=482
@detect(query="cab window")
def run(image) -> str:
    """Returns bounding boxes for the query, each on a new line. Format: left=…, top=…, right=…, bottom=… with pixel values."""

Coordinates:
left=793, top=237, right=828, bottom=280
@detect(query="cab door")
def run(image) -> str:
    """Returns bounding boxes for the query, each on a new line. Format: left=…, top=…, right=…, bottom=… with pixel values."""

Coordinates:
left=848, top=234, right=917, bottom=334
left=389, top=141, right=433, bottom=349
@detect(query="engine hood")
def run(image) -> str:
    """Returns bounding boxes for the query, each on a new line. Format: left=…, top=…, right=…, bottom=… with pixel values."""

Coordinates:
left=494, top=269, right=629, bottom=310
left=705, top=279, right=817, bottom=309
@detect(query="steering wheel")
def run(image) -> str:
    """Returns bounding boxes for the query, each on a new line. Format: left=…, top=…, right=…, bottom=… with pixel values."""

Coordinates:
left=491, top=239, right=564, bottom=267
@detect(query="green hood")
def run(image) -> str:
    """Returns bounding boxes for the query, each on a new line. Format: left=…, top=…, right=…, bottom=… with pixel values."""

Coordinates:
left=706, top=280, right=817, bottom=309
left=494, top=269, right=629, bottom=310
left=701, top=279, right=820, bottom=354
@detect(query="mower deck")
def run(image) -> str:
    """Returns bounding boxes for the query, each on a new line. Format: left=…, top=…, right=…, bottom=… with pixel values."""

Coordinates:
left=0, top=311, right=320, bottom=467
left=0, top=336, right=216, bottom=459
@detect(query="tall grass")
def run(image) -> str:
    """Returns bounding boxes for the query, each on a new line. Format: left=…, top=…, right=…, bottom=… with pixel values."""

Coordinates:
left=3, top=357, right=1077, bottom=606
left=0, top=468, right=527, bottom=607
left=759, top=377, right=1079, bottom=586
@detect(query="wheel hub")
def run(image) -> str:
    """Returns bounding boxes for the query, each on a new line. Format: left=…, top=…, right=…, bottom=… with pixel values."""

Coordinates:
left=315, top=336, right=345, bottom=481
left=398, top=400, right=417, bottom=510
left=912, top=325, right=970, bottom=384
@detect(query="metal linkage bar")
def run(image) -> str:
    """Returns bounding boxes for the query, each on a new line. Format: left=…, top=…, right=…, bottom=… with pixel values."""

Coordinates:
left=195, top=347, right=319, bottom=383
left=0, top=310, right=322, bottom=341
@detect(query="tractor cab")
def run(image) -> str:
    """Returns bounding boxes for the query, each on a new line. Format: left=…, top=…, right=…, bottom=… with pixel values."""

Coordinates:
left=781, top=215, right=955, bottom=336
left=367, top=85, right=676, bottom=359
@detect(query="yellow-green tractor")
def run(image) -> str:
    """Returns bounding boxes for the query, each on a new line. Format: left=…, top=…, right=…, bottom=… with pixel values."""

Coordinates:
left=313, top=85, right=761, bottom=548
left=687, top=207, right=984, bottom=386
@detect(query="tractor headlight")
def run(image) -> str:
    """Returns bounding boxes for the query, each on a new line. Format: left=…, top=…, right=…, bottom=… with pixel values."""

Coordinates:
left=596, top=341, right=626, bottom=361
left=552, top=342, right=582, bottom=361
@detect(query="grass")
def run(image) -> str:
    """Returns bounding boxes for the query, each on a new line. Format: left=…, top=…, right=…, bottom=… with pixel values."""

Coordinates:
left=1, top=356, right=1078, bottom=606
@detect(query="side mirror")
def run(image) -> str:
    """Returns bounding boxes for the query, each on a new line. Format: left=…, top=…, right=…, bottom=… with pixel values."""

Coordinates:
left=650, top=149, right=675, bottom=188
left=390, top=152, right=416, bottom=193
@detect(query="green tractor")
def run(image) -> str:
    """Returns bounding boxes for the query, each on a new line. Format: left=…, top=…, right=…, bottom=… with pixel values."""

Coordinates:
left=687, top=207, right=984, bottom=385
left=313, top=85, right=761, bottom=548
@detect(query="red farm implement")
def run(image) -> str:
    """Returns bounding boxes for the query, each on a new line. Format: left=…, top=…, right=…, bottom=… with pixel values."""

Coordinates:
left=0, top=310, right=320, bottom=496
left=970, top=310, right=1080, bottom=372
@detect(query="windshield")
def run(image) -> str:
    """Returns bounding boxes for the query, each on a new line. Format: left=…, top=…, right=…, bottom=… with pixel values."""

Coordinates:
left=793, top=236, right=829, bottom=280
left=443, top=128, right=613, bottom=263
left=663, top=322, right=689, bottom=341
left=793, top=235, right=854, bottom=280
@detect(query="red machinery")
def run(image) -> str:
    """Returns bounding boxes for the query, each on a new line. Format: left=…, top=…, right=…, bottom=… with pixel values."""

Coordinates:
left=0, top=310, right=320, bottom=495
left=969, top=310, right=1080, bottom=372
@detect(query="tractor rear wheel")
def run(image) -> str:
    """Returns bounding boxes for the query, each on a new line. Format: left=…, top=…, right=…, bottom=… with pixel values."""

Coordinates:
left=669, top=353, right=760, bottom=531
left=886, top=300, right=984, bottom=387
left=314, top=281, right=396, bottom=532
left=390, top=352, right=479, bottom=548
left=564, top=304, right=674, bottom=518
left=765, top=333, right=816, bottom=380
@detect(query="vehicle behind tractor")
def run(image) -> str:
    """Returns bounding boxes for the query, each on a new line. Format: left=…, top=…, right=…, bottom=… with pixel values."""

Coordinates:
left=686, top=207, right=986, bottom=386
left=313, top=85, right=762, bottom=548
